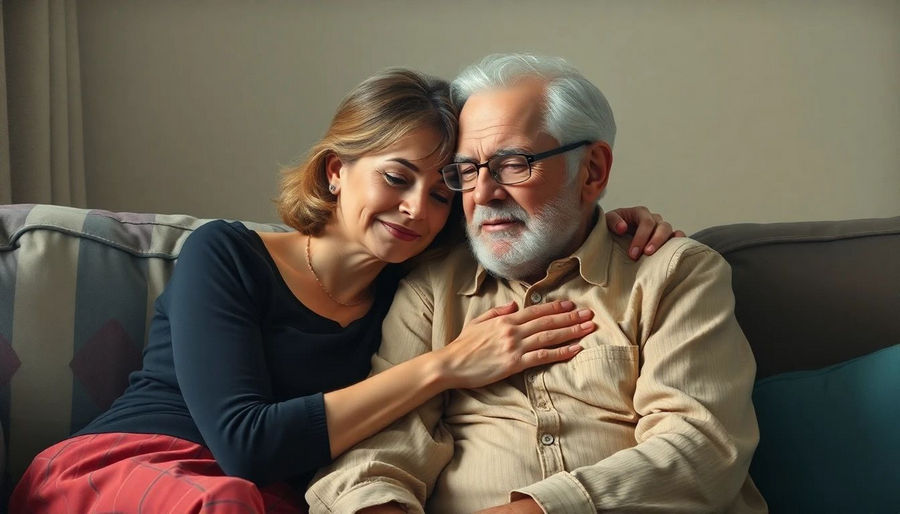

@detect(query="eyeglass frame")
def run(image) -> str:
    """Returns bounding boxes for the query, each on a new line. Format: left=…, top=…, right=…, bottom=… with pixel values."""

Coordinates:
left=440, top=140, right=593, bottom=192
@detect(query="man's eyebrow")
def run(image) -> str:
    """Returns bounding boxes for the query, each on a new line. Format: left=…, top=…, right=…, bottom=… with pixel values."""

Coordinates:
left=386, top=158, right=419, bottom=172
left=453, top=147, right=531, bottom=163
left=493, top=147, right=530, bottom=157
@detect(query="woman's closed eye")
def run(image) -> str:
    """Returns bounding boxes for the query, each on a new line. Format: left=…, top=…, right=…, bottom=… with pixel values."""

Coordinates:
left=378, top=169, right=409, bottom=186
left=430, top=190, right=451, bottom=204
left=378, top=168, right=452, bottom=205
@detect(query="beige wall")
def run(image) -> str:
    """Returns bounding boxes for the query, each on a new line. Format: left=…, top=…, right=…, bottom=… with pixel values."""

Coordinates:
left=77, top=0, right=899, bottom=234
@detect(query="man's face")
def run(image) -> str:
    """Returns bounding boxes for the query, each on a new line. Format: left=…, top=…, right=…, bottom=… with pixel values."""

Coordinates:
left=456, top=79, right=585, bottom=280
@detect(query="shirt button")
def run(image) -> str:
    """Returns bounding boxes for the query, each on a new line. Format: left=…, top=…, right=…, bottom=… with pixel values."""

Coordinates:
left=537, top=401, right=549, bottom=411
left=541, top=434, right=555, bottom=445
left=530, top=292, right=543, bottom=303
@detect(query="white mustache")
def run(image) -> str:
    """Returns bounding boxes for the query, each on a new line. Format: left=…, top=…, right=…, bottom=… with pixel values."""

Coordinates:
left=470, top=203, right=529, bottom=230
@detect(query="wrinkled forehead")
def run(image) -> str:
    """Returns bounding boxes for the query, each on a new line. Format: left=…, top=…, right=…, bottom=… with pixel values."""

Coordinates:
left=456, top=80, right=549, bottom=156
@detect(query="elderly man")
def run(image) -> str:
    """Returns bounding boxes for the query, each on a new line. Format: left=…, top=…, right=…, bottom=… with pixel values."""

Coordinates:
left=307, top=54, right=766, bottom=513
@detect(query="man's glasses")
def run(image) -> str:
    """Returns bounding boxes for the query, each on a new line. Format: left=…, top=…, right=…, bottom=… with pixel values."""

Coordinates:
left=440, top=140, right=592, bottom=192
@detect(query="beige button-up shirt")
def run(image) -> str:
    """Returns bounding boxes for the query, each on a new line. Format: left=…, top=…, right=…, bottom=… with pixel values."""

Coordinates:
left=308, top=214, right=767, bottom=513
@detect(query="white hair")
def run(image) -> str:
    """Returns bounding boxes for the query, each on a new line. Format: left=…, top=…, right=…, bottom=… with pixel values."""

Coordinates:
left=450, top=53, right=616, bottom=177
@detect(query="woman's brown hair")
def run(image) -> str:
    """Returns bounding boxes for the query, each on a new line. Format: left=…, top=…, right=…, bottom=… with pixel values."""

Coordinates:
left=277, top=69, right=463, bottom=255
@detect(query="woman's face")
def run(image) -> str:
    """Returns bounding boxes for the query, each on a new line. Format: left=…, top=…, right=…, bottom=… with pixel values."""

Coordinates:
left=329, top=128, right=454, bottom=264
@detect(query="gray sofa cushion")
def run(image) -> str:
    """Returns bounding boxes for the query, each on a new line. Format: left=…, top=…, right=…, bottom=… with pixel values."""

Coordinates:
left=694, top=216, right=900, bottom=379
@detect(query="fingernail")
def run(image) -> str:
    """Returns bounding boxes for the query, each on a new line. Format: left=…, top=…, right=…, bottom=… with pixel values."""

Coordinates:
left=645, top=244, right=655, bottom=254
left=560, top=300, right=574, bottom=309
left=617, top=221, right=627, bottom=233
left=577, top=309, right=592, bottom=318
left=579, top=321, right=594, bottom=330
left=569, top=344, right=583, bottom=353
left=629, top=247, right=640, bottom=259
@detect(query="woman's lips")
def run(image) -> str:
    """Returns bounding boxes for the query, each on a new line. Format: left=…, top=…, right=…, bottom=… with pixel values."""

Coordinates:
left=380, top=220, right=421, bottom=241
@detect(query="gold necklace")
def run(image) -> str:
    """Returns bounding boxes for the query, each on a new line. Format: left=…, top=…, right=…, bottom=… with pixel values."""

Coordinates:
left=305, top=236, right=369, bottom=307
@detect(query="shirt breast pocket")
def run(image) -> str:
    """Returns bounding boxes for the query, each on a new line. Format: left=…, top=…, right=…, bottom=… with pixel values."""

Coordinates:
left=544, top=342, right=640, bottom=421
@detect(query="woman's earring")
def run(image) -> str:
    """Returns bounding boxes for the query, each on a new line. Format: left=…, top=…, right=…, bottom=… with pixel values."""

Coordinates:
left=328, top=184, right=337, bottom=194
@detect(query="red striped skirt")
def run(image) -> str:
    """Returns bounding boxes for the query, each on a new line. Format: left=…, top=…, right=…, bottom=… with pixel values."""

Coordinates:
left=10, top=432, right=306, bottom=513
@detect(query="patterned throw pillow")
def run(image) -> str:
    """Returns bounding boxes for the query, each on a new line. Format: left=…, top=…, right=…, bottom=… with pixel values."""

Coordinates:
left=0, top=204, right=287, bottom=484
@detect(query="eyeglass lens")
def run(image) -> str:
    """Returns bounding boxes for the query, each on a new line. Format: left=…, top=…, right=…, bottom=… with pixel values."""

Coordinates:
left=446, top=154, right=531, bottom=190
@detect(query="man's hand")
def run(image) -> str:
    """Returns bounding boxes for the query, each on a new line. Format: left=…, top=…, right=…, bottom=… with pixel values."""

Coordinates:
left=475, top=497, right=544, bottom=513
left=605, top=206, right=685, bottom=260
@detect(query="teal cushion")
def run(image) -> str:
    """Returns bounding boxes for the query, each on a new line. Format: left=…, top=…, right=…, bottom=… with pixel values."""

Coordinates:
left=750, top=344, right=900, bottom=513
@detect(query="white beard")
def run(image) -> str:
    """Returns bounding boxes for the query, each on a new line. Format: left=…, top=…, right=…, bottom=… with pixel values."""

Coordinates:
left=466, top=185, right=583, bottom=281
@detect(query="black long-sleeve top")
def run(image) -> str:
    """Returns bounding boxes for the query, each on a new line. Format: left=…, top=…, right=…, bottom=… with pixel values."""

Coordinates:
left=78, top=221, right=397, bottom=488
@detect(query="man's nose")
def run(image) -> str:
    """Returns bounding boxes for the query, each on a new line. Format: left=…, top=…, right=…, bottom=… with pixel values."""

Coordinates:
left=471, top=165, right=507, bottom=205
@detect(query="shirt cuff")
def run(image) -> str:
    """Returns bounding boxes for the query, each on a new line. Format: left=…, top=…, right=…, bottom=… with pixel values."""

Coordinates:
left=512, top=471, right=594, bottom=514
left=329, top=481, right=423, bottom=514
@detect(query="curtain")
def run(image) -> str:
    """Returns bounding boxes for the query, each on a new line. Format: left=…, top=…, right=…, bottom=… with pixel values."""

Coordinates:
left=1, top=0, right=86, bottom=206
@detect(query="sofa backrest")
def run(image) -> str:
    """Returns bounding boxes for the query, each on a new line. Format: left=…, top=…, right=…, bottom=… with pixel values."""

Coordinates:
left=693, top=216, right=900, bottom=379
left=0, top=204, right=287, bottom=485
left=2, top=204, right=898, bottom=507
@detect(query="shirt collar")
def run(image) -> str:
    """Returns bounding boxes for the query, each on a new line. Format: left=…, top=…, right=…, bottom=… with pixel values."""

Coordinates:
left=458, top=207, right=612, bottom=296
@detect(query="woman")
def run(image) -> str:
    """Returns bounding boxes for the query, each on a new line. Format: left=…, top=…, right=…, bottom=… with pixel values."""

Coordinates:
left=10, top=69, right=680, bottom=513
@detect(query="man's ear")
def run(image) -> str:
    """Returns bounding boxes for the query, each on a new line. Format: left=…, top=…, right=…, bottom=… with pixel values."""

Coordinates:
left=581, top=141, right=612, bottom=204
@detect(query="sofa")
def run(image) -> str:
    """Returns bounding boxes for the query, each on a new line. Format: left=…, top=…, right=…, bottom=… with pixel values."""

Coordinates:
left=1, top=203, right=898, bottom=512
